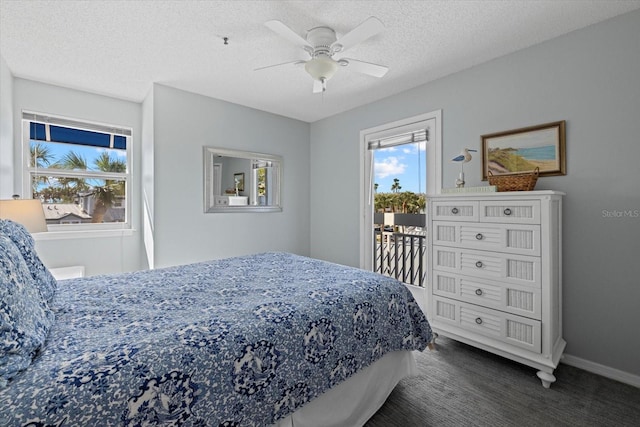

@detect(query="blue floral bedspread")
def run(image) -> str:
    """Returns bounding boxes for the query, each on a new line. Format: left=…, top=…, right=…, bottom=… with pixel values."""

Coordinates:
left=0, top=252, right=432, bottom=426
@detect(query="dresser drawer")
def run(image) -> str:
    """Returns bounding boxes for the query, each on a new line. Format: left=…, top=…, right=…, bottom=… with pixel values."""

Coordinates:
left=432, top=246, right=541, bottom=287
left=432, top=271, right=541, bottom=319
left=432, top=296, right=541, bottom=353
left=431, top=201, right=479, bottom=221
left=433, top=221, right=541, bottom=256
left=479, top=200, right=541, bottom=224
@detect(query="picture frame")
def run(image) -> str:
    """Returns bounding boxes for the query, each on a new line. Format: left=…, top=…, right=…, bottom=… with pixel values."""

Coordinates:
left=481, top=120, right=566, bottom=180
left=234, top=172, right=245, bottom=192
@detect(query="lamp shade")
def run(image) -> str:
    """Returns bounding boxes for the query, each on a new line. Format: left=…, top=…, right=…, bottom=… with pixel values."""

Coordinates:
left=305, top=56, right=339, bottom=81
left=0, top=199, right=48, bottom=233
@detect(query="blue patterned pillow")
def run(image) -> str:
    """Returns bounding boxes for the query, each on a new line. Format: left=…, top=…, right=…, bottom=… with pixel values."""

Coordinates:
left=0, top=219, right=57, bottom=302
left=0, top=234, right=55, bottom=388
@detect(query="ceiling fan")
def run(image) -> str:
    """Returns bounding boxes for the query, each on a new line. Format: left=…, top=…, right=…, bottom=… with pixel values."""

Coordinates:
left=257, top=16, right=389, bottom=93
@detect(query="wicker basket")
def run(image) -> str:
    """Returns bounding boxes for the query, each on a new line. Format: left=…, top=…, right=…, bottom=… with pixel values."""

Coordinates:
left=487, top=167, right=539, bottom=192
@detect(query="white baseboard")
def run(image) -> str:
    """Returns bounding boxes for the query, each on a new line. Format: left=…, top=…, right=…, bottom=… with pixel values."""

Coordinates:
left=562, top=353, right=640, bottom=388
left=50, top=265, right=85, bottom=280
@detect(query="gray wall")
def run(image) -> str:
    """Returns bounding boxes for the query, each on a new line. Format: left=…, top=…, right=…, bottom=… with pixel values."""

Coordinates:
left=0, top=56, right=13, bottom=197
left=1, top=77, right=311, bottom=273
left=310, top=11, right=640, bottom=376
left=141, top=84, right=154, bottom=269
left=151, top=84, right=310, bottom=267
left=7, top=78, right=144, bottom=276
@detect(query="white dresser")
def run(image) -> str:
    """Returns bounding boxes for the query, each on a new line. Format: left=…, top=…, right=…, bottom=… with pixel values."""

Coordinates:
left=427, top=191, right=565, bottom=387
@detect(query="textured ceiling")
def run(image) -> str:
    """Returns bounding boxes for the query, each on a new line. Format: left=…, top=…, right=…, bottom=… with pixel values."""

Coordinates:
left=1, top=0, right=639, bottom=122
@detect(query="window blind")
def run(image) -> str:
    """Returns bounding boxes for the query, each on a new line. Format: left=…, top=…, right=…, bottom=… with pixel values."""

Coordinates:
left=24, top=111, right=131, bottom=150
left=367, top=128, right=428, bottom=150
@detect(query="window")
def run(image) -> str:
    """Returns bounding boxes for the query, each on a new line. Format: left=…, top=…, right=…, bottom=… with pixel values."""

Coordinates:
left=22, top=112, right=132, bottom=232
left=359, top=110, right=442, bottom=272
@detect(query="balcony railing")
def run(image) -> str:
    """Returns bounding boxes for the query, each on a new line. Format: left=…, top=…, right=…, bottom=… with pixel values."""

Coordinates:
left=373, top=213, right=427, bottom=287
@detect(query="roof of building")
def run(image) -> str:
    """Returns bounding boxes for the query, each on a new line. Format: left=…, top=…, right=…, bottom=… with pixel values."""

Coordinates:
left=43, top=204, right=91, bottom=220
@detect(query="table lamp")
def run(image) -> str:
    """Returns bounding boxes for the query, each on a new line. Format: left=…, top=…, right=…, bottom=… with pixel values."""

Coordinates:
left=0, top=196, right=48, bottom=233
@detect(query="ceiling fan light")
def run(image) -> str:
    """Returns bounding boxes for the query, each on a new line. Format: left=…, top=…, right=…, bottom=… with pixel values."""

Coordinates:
left=305, top=56, right=338, bottom=81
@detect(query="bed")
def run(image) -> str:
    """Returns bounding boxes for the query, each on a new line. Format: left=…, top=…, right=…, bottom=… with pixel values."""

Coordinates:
left=0, top=219, right=432, bottom=426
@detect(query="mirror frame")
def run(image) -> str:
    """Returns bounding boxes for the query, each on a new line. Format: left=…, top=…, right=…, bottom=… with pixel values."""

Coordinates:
left=203, top=146, right=282, bottom=213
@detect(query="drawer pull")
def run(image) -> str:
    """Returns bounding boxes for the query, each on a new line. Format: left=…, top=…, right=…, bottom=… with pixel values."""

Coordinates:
left=475, top=317, right=483, bottom=325
left=451, top=207, right=459, bottom=214
left=504, top=208, right=512, bottom=216
left=475, top=233, right=483, bottom=240
left=475, top=288, right=483, bottom=296
left=475, top=261, right=483, bottom=268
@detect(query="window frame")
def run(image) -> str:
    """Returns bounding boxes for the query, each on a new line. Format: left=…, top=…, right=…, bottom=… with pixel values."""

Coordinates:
left=359, top=110, right=442, bottom=272
left=21, top=111, right=133, bottom=234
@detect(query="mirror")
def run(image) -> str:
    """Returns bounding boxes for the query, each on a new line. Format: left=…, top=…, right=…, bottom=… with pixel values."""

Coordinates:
left=204, top=147, right=282, bottom=213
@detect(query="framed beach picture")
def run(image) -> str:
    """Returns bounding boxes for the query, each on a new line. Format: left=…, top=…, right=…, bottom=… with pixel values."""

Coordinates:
left=481, top=121, right=566, bottom=180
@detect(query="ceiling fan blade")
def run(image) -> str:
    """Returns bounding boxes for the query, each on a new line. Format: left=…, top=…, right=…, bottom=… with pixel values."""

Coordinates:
left=254, top=60, right=306, bottom=72
left=332, top=17, right=384, bottom=53
left=340, top=58, right=389, bottom=78
left=312, top=79, right=324, bottom=93
left=265, top=20, right=312, bottom=49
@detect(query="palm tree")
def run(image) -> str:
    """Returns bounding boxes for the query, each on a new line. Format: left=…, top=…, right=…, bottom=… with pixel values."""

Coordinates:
left=375, top=193, right=392, bottom=213
left=391, top=178, right=402, bottom=193
left=30, top=142, right=54, bottom=168
left=94, top=152, right=126, bottom=173
left=57, top=151, right=126, bottom=223
left=90, top=184, right=118, bottom=223
left=55, top=152, right=90, bottom=203
left=91, top=152, right=126, bottom=223
left=257, top=167, right=267, bottom=196
left=414, top=194, right=426, bottom=213
left=30, top=142, right=54, bottom=195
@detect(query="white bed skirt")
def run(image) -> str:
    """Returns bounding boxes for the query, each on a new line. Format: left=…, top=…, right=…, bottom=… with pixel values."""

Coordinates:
left=273, top=350, right=417, bottom=427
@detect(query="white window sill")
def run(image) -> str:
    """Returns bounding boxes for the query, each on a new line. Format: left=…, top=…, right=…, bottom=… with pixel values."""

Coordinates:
left=33, top=228, right=135, bottom=241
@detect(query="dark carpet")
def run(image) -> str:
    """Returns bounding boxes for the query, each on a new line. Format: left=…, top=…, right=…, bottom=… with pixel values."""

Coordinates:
left=366, top=336, right=640, bottom=427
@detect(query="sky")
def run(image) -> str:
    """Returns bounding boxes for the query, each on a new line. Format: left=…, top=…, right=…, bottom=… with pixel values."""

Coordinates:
left=373, top=141, right=426, bottom=194
left=32, top=140, right=126, bottom=171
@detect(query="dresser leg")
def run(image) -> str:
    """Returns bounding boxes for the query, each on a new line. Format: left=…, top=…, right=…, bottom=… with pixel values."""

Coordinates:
left=536, top=370, right=556, bottom=388
left=426, top=332, right=438, bottom=350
